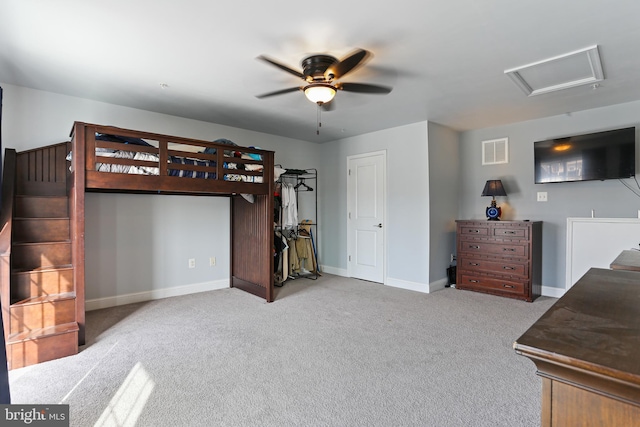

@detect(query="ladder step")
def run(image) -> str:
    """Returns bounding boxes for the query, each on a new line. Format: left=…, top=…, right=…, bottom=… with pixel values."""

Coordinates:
left=11, top=266, right=74, bottom=301
left=10, top=293, right=76, bottom=331
left=15, top=195, right=68, bottom=218
left=7, top=322, right=79, bottom=343
left=11, top=241, right=71, bottom=270
left=13, top=217, right=70, bottom=243
left=7, top=323, right=78, bottom=370
left=12, top=264, right=73, bottom=273
left=12, top=291, right=75, bottom=306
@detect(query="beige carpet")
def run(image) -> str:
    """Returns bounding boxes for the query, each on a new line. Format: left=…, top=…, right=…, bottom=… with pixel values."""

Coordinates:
left=9, top=274, right=556, bottom=426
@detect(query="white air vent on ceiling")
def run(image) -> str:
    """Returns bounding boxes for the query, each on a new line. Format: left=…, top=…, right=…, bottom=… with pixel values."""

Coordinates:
left=482, top=138, right=509, bottom=165
left=504, top=45, right=604, bottom=96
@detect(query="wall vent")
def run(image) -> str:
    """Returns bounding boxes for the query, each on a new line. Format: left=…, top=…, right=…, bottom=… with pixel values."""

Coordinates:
left=482, top=137, right=509, bottom=165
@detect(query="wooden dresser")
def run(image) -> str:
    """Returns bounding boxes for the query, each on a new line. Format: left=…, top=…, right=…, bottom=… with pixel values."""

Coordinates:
left=455, top=220, right=542, bottom=302
left=514, top=268, right=640, bottom=426
left=610, top=249, right=640, bottom=272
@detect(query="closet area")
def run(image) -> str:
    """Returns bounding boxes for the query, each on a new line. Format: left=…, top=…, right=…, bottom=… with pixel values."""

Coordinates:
left=274, top=168, right=319, bottom=286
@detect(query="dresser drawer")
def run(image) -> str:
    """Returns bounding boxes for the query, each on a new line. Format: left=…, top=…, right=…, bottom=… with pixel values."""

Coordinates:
left=493, top=226, right=529, bottom=239
left=459, top=241, right=527, bottom=257
left=458, top=258, right=528, bottom=278
left=459, top=225, right=489, bottom=236
left=459, top=274, right=525, bottom=295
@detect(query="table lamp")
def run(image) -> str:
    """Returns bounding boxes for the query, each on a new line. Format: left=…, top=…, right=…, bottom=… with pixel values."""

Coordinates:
left=481, top=180, right=507, bottom=220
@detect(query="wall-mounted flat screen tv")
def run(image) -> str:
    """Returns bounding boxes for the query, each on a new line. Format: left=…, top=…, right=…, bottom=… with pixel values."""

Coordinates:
left=534, top=127, right=636, bottom=184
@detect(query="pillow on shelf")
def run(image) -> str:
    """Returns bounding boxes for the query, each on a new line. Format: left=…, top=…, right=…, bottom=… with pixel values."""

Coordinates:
left=204, top=138, right=239, bottom=156
left=95, top=133, right=154, bottom=147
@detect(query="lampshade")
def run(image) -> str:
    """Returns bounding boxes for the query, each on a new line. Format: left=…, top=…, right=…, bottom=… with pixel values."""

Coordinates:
left=304, top=83, right=336, bottom=104
left=481, top=180, right=507, bottom=197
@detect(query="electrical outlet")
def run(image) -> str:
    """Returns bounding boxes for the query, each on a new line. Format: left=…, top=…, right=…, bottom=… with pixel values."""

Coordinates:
left=537, top=192, right=548, bottom=202
left=188, top=258, right=196, bottom=269
left=209, top=257, right=216, bottom=266
left=450, top=253, right=455, bottom=263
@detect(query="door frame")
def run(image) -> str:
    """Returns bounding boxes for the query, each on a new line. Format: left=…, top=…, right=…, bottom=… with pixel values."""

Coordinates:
left=346, top=150, right=387, bottom=283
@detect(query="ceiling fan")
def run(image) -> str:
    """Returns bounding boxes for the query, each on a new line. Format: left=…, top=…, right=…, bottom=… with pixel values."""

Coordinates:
left=255, top=48, right=392, bottom=107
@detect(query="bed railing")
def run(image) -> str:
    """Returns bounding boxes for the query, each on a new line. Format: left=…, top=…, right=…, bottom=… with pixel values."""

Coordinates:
left=72, top=122, right=274, bottom=195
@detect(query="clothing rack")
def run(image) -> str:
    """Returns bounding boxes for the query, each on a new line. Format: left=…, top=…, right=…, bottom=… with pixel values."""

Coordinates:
left=274, top=167, right=319, bottom=286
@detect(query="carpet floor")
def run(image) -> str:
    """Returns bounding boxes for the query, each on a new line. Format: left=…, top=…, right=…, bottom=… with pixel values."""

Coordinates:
left=9, top=274, right=557, bottom=426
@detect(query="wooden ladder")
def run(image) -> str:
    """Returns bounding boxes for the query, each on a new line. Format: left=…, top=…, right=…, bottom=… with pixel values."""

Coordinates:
left=1, top=144, right=79, bottom=369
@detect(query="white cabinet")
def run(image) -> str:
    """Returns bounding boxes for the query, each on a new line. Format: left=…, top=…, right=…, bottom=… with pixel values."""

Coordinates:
left=566, top=217, right=640, bottom=289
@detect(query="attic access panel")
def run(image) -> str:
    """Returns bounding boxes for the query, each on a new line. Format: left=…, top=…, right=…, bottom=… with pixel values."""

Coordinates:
left=505, top=45, right=604, bottom=96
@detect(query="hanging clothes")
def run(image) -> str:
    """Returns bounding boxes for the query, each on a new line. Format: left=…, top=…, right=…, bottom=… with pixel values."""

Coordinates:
left=281, top=183, right=298, bottom=229
left=274, top=231, right=290, bottom=285
left=288, top=236, right=301, bottom=274
left=297, top=236, right=319, bottom=274
left=274, top=168, right=319, bottom=283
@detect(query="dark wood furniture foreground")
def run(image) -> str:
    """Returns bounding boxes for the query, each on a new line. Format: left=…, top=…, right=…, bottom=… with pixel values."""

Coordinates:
left=0, top=122, right=275, bottom=369
left=514, top=268, right=640, bottom=426
left=610, top=249, right=640, bottom=272
left=455, top=220, right=541, bottom=301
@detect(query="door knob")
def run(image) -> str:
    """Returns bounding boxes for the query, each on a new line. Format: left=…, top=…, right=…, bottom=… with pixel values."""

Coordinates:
left=374, top=223, right=383, bottom=228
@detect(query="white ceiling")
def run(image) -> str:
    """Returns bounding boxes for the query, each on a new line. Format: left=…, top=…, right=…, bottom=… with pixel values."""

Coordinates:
left=2, top=1, right=640, bottom=143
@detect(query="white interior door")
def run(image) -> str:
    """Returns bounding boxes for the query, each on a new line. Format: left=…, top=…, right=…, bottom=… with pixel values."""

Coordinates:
left=347, top=151, right=385, bottom=283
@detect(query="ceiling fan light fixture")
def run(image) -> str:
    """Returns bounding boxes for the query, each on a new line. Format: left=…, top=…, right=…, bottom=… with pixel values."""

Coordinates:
left=304, top=84, right=336, bottom=104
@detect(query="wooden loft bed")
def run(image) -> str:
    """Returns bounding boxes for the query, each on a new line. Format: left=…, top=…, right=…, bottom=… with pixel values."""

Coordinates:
left=69, top=121, right=276, bottom=300
left=0, top=122, right=275, bottom=368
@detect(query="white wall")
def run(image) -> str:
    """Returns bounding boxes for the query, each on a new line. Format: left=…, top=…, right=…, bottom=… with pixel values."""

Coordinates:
left=1, top=83, right=321, bottom=306
left=428, top=123, right=459, bottom=286
left=459, top=100, right=640, bottom=292
left=320, top=122, right=435, bottom=291
left=84, top=193, right=230, bottom=303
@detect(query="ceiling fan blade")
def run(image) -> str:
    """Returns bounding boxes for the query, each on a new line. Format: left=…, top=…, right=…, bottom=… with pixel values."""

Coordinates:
left=257, top=55, right=305, bottom=79
left=256, top=87, right=302, bottom=98
left=338, top=82, right=392, bottom=94
left=330, top=49, right=370, bottom=80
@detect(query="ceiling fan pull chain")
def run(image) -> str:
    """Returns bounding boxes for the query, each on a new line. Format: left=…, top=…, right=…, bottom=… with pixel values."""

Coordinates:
left=316, top=102, right=322, bottom=135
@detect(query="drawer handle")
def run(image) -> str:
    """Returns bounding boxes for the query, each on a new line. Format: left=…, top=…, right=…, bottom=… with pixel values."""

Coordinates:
left=469, top=279, right=479, bottom=283
left=469, top=245, right=480, bottom=249
left=503, top=248, right=516, bottom=252
left=504, top=231, right=516, bottom=234
left=503, top=266, right=515, bottom=270
left=470, top=262, right=479, bottom=266
left=468, top=229, right=480, bottom=233
left=502, top=284, right=515, bottom=289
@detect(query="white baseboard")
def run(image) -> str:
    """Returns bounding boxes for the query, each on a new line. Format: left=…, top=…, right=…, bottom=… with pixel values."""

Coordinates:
left=320, top=264, right=561, bottom=299
left=541, top=285, right=565, bottom=299
left=386, top=277, right=429, bottom=293
left=86, top=279, right=229, bottom=311
left=319, top=265, right=447, bottom=294
left=386, top=277, right=449, bottom=293
left=428, top=278, right=449, bottom=293
left=319, top=265, right=348, bottom=277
